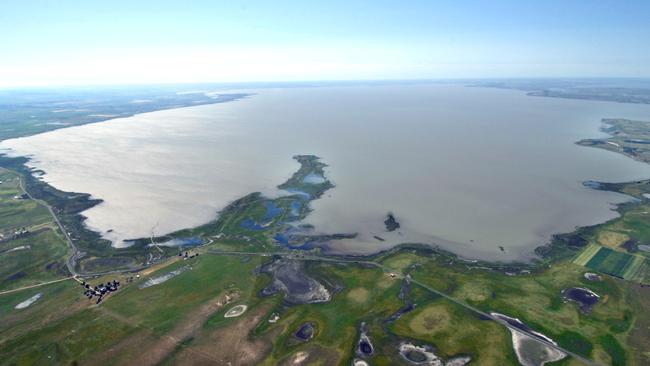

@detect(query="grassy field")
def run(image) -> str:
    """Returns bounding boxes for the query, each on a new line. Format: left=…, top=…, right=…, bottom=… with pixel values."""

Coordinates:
left=0, top=251, right=524, bottom=365
left=0, top=168, right=70, bottom=291
left=379, top=248, right=647, bottom=365
left=104, top=254, right=266, bottom=335
left=0, top=246, right=611, bottom=365
left=0, top=169, right=52, bottom=232
left=390, top=298, right=517, bottom=365
left=0, top=228, right=70, bottom=291
left=0, top=280, right=84, bottom=343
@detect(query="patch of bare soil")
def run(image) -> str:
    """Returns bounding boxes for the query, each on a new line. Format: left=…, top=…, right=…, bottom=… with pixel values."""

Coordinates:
left=278, top=344, right=341, bottom=366
left=115, top=291, right=238, bottom=366
left=173, top=303, right=273, bottom=366
left=139, top=256, right=182, bottom=277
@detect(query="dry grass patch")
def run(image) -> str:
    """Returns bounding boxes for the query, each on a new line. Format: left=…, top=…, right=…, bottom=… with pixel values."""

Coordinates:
left=174, top=303, right=273, bottom=366
left=408, top=303, right=452, bottom=334
left=383, top=253, right=420, bottom=273
left=455, top=281, right=492, bottom=303
left=347, top=287, right=370, bottom=303
left=123, top=291, right=238, bottom=366
left=597, top=230, right=629, bottom=249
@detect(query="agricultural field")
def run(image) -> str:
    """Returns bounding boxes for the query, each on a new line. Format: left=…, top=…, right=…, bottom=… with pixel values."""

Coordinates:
left=0, top=168, right=70, bottom=291
left=0, top=169, right=52, bottom=232
left=0, top=229, right=70, bottom=291
left=574, top=244, right=648, bottom=281
left=566, top=193, right=650, bottom=284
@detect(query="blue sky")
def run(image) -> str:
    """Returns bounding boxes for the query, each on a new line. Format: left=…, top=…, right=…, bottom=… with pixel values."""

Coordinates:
left=1, top=0, right=649, bottom=86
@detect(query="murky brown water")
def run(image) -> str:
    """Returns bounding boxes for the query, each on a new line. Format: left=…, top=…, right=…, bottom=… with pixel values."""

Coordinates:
left=3, top=84, right=650, bottom=260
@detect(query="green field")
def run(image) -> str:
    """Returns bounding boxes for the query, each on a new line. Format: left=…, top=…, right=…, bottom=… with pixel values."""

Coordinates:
left=2, top=238, right=647, bottom=365
left=0, top=168, right=70, bottom=291
left=0, top=253, right=527, bottom=365
left=0, top=169, right=52, bottom=232
left=574, top=245, right=647, bottom=281
left=383, top=249, right=642, bottom=366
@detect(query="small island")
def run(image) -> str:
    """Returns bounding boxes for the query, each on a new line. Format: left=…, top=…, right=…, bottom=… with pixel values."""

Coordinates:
left=384, top=212, right=400, bottom=232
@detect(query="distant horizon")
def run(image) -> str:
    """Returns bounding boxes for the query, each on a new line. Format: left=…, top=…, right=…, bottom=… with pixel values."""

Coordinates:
left=3, top=76, right=650, bottom=91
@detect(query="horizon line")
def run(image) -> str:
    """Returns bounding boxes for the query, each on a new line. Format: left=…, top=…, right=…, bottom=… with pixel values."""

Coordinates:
left=3, top=76, right=650, bottom=91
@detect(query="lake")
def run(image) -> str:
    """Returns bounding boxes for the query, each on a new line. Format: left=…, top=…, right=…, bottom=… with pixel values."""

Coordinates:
left=3, top=83, right=650, bottom=261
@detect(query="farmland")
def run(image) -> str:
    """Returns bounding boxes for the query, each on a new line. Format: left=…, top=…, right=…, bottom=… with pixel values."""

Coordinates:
left=0, top=168, right=70, bottom=291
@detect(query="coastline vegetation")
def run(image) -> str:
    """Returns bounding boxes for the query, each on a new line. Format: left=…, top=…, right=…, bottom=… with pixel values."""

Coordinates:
left=2, top=92, right=650, bottom=364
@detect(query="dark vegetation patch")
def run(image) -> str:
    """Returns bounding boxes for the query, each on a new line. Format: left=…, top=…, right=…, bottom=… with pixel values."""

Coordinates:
left=555, top=331, right=593, bottom=356
left=535, top=227, right=594, bottom=263
left=621, top=239, right=639, bottom=253
left=384, top=212, right=400, bottom=232
left=80, top=257, right=136, bottom=272
left=600, top=334, right=626, bottom=366
left=606, top=310, right=633, bottom=334
left=6, top=271, right=27, bottom=281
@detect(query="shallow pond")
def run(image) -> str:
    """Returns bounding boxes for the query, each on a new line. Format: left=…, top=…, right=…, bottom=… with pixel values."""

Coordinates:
left=154, top=237, right=203, bottom=247
left=302, top=173, right=326, bottom=184
left=492, top=312, right=565, bottom=366
left=294, top=322, right=315, bottom=341
left=562, top=287, right=599, bottom=313
left=224, top=304, right=247, bottom=318
left=14, top=293, right=42, bottom=309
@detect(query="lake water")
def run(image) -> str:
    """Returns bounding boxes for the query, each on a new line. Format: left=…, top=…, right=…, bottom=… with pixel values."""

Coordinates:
left=3, top=84, right=650, bottom=261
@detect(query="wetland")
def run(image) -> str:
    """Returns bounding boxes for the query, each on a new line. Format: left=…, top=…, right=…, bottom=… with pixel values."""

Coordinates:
left=3, top=84, right=650, bottom=260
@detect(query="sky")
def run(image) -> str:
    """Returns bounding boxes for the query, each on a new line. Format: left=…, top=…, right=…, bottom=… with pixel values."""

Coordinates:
left=1, top=0, right=650, bottom=87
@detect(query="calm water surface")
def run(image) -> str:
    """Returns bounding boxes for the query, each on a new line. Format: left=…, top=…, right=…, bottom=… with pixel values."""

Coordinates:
left=3, top=84, right=650, bottom=260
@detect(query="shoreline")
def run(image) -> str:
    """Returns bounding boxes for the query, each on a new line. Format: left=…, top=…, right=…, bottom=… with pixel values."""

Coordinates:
left=0, top=148, right=642, bottom=276
left=1, top=89, right=649, bottom=276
